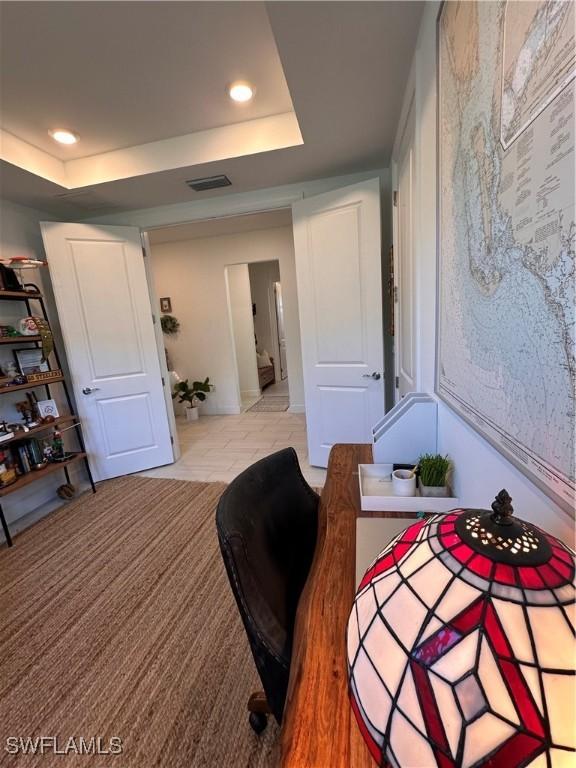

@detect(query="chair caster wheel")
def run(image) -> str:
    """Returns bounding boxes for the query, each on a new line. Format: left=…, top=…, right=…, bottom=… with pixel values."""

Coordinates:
left=249, top=711, right=268, bottom=734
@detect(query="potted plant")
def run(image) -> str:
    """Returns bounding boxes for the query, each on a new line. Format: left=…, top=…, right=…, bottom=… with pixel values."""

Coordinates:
left=418, top=453, right=451, bottom=497
left=172, top=377, right=211, bottom=421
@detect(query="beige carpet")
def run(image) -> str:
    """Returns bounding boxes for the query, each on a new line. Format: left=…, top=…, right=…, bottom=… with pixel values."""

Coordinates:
left=0, top=477, right=278, bottom=766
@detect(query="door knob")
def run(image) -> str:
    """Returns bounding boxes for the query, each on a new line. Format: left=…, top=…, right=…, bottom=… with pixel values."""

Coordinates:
left=362, top=372, right=381, bottom=381
left=82, top=387, right=100, bottom=395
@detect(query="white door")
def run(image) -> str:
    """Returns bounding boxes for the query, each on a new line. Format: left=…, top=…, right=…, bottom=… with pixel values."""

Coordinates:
left=292, top=178, right=384, bottom=467
left=394, top=102, right=417, bottom=400
left=41, top=222, right=174, bottom=481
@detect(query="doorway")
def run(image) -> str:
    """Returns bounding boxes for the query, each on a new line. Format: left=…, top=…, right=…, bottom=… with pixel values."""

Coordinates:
left=247, top=260, right=290, bottom=409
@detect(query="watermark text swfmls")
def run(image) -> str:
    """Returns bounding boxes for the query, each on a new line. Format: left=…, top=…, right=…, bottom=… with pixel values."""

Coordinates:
left=5, top=736, right=123, bottom=756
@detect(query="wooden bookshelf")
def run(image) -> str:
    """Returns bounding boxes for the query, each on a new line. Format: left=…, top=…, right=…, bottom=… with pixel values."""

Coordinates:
left=0, top=453, right=87, bottom=497
left=0, top=375, right=64, bottom=394
left=0, top=335, right=42, bottom=344
left=0, top=415, right=79, bottom=447
left=0, top=284, right=95, bottom=547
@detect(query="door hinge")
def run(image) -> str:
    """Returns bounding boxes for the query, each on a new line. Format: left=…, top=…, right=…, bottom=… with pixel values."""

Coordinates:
left=152, top=313, right=156, bottom=324
left=393, top=190, right=398, bottom=207
left=394, top=286, right=398, bottom=303
left=395, top=376, right=399, bottom=389
left=170, top=435, right=174, bottom=445
left=162, top=376, right=165, bottom=386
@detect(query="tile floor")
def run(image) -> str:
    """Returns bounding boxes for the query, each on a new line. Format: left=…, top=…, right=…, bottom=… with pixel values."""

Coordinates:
left=140, top=410, right=327, bottom=488
left=262, top=377, right=289, bottom=396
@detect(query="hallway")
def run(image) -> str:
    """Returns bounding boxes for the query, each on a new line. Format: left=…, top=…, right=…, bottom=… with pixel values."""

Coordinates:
left=140, top=410, right=326, bottom=488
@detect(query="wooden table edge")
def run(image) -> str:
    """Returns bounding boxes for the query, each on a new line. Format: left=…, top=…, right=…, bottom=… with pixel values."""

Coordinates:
left=280, top=443, right=374, bottom=768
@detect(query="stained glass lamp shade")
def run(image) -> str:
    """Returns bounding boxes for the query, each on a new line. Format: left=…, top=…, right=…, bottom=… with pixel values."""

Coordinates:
left=347, top=490, right=575, bottom=768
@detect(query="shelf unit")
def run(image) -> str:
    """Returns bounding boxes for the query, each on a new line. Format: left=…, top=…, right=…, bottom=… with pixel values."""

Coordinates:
left=0, top=286, right=95, bottom=546
left=0, top=335, right=42, bottom=344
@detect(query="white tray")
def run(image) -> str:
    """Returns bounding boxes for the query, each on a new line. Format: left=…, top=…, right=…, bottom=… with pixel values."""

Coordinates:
left=358, top=463, right=459, bottom=513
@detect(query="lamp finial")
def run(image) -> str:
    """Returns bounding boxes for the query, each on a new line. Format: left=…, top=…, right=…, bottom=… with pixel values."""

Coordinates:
left=491, top=488, right=513, bottom=523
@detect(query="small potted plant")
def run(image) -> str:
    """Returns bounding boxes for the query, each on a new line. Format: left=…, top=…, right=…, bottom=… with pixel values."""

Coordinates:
left=172, top=377, right=211, bottom=421
left=418, top=453, right=451, bottom=497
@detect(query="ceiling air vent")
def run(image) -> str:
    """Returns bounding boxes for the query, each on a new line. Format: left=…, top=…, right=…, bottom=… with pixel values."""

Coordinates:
left=186, top=174, right=231, bottom=192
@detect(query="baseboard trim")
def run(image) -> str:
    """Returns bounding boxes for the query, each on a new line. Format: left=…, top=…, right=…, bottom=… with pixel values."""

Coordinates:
left=287, top=405, right=305, bottom=414
left=201, top=405, right=242, bottom=416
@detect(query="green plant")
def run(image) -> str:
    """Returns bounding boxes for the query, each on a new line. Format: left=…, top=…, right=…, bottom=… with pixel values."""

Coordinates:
left=418, top=453, right=450, bottom=487
left=172, top=377, right=211, bottom=407
left=161, top=315, right=180, bottom=335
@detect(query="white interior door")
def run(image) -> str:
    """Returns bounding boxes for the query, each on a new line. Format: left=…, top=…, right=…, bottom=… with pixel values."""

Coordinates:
left=394, top=102, right=417, bottom=400
left=41, top=222, right=174, bottom=481
left=292, top=178, right=384, bottom=467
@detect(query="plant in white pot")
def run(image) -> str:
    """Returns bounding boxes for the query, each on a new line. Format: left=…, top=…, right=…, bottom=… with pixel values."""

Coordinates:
left=172, top=377, right=211, bottom=422
left=418, top=453, right=451, bottom=497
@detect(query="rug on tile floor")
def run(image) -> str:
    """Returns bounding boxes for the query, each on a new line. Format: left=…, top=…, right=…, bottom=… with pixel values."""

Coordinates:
left=0, top=476, right=278, bottom=767
left=248, top=395, right=289, bottom=412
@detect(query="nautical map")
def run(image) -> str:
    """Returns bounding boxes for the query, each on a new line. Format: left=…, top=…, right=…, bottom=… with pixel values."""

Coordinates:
left=437, top=0, right=575, bottom=510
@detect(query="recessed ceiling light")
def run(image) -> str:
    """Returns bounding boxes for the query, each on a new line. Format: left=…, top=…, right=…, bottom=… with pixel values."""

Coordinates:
left=228, top=82, right=254, bottom=103
left=49, top=129, right=79, bottom=145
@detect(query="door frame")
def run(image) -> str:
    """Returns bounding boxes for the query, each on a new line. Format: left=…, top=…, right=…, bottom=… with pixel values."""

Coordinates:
left=141, top=232, right=180, bottom=459
left=141, top=197, right=303, bottom=414
left=392, top=93, right=416, bottom=403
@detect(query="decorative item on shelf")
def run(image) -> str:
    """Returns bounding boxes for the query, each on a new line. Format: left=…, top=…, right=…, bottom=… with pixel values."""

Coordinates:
left=13, top=347, right=50, bottom=376
left=172, top=377, right=211, bottom=421
left=0, top=449, right=18, bottom=487
left=0, top=421, right=14, bottom=443
left=26, top=368, right=62, bottom=384
left=160, top=297, right=172, bottom=313
left=0, top=264, right=23, bottom=292
left=18, top=316, right=39, bottom=336
left=160, top=314, right=180, bottom=335
left=347, top=489, right=575, bottom=768
left=15, top=395, right=39, bottom=427
left=50, top=429, right=65, bottom=462
left=418, top=452, right=451, bottom=497
left=36, top=399, right=59, bottom=420
left=0, top=257, right=45, bottom=270
left=0, top=325, right=18, bottom=338
left=1, top=360, right=19, bottom=379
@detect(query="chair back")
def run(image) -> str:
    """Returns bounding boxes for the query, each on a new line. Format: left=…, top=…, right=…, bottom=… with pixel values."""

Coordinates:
left=216, top=447, right=319, bottom=722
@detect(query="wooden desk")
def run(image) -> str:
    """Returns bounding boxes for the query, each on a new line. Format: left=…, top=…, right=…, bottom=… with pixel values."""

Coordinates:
left=280, top=444, right=372, bottom=767
left=280, top=444, right=421, bottom=767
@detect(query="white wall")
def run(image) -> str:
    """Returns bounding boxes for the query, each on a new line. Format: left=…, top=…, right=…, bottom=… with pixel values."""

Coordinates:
left=249, top=260, right=281, bottom=379
left=0, top=198, right=87, bottom=530
left=149, top=225, right=304, bottom=414
left=226, top=263, right=260, bottom=400
left=392, top=3, right=573, bottom=544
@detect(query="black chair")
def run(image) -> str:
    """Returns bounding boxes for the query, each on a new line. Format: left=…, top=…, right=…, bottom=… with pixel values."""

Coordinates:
left=216, top=447, right=319, bottom=733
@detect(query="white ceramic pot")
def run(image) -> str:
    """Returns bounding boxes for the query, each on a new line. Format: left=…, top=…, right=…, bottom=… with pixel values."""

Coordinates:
left=185, top=405, right=199, bottom=422
left=392, top=469, right=416, bottom=497
left=419, top=483, right=449, bottom=498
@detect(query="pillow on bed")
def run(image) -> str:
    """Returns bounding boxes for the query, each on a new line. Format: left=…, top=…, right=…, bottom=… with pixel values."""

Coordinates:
left=257, top=350, right=272, bottom=367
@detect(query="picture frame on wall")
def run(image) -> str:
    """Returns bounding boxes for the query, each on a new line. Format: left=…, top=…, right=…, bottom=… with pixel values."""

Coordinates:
left=160, top=297, right=172, bottom=313
left=13, top=348, right=50, bottom=376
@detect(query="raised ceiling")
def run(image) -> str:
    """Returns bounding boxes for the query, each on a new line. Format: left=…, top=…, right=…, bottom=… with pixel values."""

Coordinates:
left=0, top=1, right=424, bottom=217
left=0, top=2, right=294, bottom=160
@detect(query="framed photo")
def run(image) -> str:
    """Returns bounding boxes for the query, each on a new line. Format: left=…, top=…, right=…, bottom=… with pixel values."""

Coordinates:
left=37, top=399, right=59, bottom=419
left=160, top=297, right=172, bottom=313
left=13, top=348, right=50, bottom=376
